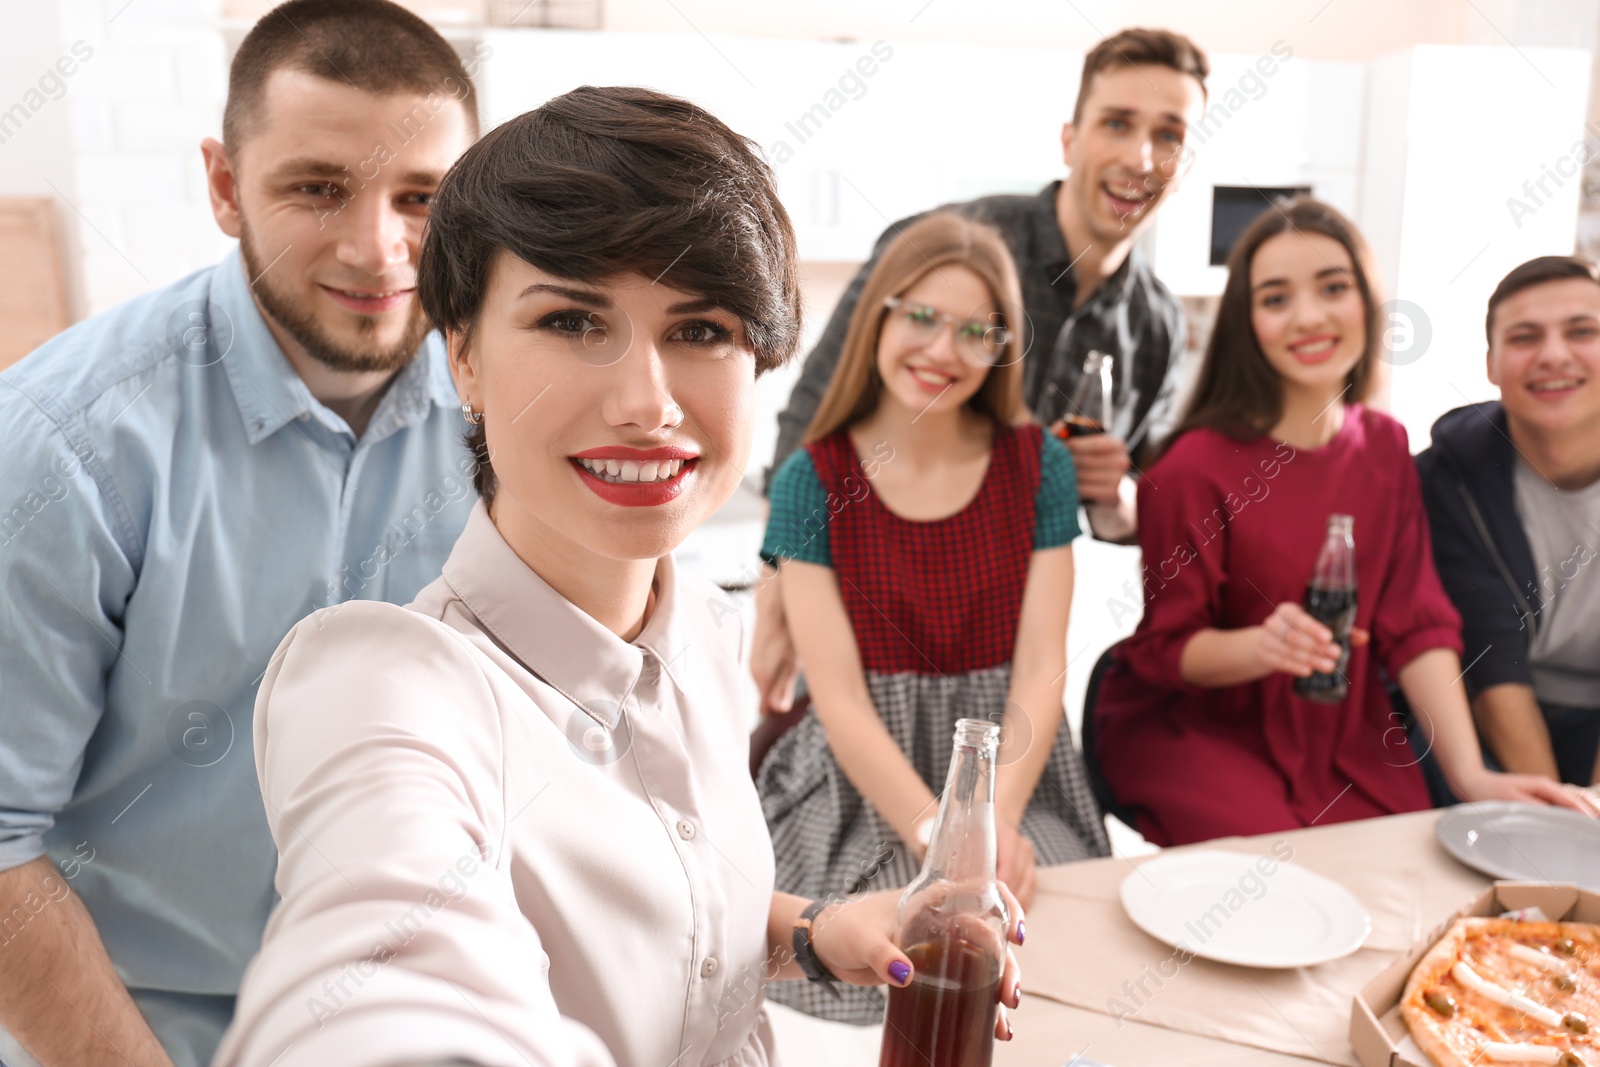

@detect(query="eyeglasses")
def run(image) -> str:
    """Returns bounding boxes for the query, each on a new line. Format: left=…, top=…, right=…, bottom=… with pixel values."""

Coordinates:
left=882, top=296, right=1010, bottom=365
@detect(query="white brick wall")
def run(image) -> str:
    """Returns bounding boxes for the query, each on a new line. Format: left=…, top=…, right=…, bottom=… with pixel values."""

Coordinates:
left=68, top=197, right=129, bottom=253
left=52, top=0, right=230, bottom=315
left=66, top=99, right=115, bottom=154
left=75, top=154, right=188, bottom=204
left=69, top=46, right=180, bottom=102
left=113, top=101, right=218, bottom=154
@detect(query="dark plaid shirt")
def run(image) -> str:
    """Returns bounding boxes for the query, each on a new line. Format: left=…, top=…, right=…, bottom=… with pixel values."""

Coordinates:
left=767, top=181, right=1188, bottom=499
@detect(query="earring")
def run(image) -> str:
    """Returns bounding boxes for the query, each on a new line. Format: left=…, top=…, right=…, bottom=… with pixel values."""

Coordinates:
left=665, top=404, right=684, bottom=428
left=461, top=402, right=483, bottom=425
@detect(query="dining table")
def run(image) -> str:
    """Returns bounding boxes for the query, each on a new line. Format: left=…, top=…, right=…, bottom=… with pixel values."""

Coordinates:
left=994, top=808, right=1498, bottom=1067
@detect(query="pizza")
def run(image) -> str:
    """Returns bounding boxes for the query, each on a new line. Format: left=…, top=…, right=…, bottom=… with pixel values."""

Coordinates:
left=1402, top=917, right=1599, bottom=1066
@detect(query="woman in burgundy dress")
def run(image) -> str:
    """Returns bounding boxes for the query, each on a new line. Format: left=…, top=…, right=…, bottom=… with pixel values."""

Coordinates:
left=1095, top=197, right=1578, bottom=847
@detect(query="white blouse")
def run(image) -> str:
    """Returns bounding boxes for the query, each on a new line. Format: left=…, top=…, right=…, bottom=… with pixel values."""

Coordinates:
left=214, top=503, right=779, bottom=1067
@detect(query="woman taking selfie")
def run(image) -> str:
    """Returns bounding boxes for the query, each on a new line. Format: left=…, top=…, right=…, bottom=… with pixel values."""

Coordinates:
left=1094, top=196, right=1580, bottom=848
left=213, top=89, right=1023, bottom=1067
left=758, top=212, right=1104, bottom=1024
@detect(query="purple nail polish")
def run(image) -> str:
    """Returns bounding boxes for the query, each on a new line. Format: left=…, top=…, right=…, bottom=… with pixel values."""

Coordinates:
left=1016, top=920, right=1026, bottom=945
left=889, top=959, right=911, bottom=985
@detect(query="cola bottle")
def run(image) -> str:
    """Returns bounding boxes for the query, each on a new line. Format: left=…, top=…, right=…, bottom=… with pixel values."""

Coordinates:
left=1294, top=513, right=1357, bottom=703
left=878, top=719, right=1006, bottom=1067
left=1057, top=350, right=1113, bottom=439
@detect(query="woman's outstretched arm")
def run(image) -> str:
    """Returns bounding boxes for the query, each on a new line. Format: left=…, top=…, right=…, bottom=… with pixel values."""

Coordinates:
left=214, top=604, right=616, bottom=1067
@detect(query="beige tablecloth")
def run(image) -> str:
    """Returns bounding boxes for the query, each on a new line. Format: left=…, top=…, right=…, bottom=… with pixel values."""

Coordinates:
left=1016, top=810, right=1490, bottom=1065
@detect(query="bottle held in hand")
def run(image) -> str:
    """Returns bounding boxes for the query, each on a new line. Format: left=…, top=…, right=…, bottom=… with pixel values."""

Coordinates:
left=879, top=719, right=1007, bottom=1067
left=1294, top=513, right=1357, bottom=703
left=1055, top=350, right=1113, bottom=439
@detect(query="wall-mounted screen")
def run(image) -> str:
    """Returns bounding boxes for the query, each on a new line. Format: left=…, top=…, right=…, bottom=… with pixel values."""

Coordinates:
left=1210, top=185, right=1313, bottom=265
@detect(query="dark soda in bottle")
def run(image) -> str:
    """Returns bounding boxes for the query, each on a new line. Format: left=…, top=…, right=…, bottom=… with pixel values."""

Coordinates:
left=1057, top=414, right=1105, bottom=438
left=880, top=940, right=1000, bottom=1067
left=878, top=719, right=1007, bottom=1067
left=1294, top=513, right=1357, bottom=703
left=1055, top=350, right=1112, bottom=441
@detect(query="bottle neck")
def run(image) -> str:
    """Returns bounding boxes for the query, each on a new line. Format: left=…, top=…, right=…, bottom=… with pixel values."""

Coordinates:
left=922, top=732, right=998, bottom=884
left=1313, top=514, right=1356, bottom=589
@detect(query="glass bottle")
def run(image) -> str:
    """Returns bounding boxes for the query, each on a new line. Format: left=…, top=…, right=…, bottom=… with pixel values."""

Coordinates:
left=878, top=719, right=1006, bottom=1067
left=1294, top=513, right=1358, bottom=703
left=1057, top=349, right=1113, bottom=438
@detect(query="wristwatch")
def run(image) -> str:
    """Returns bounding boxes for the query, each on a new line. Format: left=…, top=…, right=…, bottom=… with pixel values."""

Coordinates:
left=791, top=898, right=842, bottom=995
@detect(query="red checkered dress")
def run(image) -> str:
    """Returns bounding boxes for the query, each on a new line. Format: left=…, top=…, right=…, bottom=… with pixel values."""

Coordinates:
left=760, top=423, right=1109, bottom=1024
left=806, top=424, right=1040, bottom=675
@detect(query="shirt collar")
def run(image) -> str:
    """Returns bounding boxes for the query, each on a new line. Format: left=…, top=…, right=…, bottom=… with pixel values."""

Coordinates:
left=211, top=247, right=456, bottom=445
left=360, top=335, right=458, bottom=444
left=442, top=502, right=689, bottom=726
left=1035, top=179, right=1142, bottom=308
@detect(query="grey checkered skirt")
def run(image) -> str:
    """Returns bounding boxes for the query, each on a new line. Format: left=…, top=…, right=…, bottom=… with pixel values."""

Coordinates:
left=756, top=664, right=1109, bottom=1023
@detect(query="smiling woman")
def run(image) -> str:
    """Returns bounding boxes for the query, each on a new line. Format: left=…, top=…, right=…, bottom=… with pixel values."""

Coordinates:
left=1092, top=197, right=1583, bottom=849
left=213, top=85, right=1030, bottom=1067
left=418, top=85, right=804, bottom=580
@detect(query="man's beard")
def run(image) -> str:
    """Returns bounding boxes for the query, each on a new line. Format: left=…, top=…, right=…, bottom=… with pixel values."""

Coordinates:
left=239, top=219, right=429, bottom=375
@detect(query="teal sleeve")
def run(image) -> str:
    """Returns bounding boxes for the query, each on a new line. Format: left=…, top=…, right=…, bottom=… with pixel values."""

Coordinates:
left=761, top=449, right=832, bottom=566
left=1034, top=430, right=1083, bottom=549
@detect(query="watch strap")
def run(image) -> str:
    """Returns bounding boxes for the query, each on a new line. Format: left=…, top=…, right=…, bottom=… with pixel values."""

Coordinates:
left=791, top=898, right=842, bottom=994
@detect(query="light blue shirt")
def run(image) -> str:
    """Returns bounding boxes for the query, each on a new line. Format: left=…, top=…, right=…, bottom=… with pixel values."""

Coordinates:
left=0, top=248, right=474, bottom=1064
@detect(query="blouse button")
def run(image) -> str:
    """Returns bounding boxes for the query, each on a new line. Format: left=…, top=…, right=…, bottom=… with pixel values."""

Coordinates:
left=677, top=819, right=695, bottom=840
left=701, top=956, right=719, bottom=978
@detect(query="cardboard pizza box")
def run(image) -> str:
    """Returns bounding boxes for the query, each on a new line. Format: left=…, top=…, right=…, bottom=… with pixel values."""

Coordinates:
left=1349, top=881, right=1600, bottom=1067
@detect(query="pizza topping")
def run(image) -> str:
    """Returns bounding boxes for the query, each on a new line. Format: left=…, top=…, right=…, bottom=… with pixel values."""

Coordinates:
left=1565, top=1012, right=1589, bottom=1034
left=1425, top=989, right=1457, bottom=1017
left=1555, top=974, right=1579, bottom=992
left=1560, top=1054, right=1586, bottom=1067
left=1556, top=939, right=1578, bottom=957
left=1481, top=1042, right=1562, bottom=1063
left=1502, top=908, right=1556, bottom=923
left=1452, top=960, right=1565, bottom=1028
left=1513, top=944, right=1572, bottom=974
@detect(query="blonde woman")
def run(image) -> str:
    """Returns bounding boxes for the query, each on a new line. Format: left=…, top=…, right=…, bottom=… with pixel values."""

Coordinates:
left=759, top=213, right=1105, bottom=1024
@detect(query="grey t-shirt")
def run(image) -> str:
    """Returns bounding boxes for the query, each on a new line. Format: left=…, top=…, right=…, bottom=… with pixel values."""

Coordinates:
left=1514, top=456, right=1600, bottom=708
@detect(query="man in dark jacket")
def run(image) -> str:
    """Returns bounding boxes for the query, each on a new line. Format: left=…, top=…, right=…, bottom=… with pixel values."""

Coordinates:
left=1417, top=255, right=1600, bottom=786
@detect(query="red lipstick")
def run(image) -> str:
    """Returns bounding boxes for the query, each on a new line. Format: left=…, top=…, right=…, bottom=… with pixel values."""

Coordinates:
left=569, top=446, right=700, bottom=508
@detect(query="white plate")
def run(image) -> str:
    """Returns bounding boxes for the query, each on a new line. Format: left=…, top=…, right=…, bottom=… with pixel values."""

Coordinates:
left=1119, top=849, right=1371, bottom=969
left=1435, top=801, right=1600, bottom=889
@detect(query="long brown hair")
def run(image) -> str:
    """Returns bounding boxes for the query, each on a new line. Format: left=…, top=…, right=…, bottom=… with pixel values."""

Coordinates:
left=1160, top=196, right=1383, bottom=456
left=804, top=212, right=1027, bottom=444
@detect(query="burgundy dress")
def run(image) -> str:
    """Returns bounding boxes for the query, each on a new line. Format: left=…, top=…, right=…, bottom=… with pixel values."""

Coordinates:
left=1095, top=406, right=1463, bottom=846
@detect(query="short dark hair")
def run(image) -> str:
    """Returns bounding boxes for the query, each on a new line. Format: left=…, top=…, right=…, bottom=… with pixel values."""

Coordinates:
left=1073, top=28, right=1210, bottom=125
left=418, top=85, right=802, bottom=503
left=1162, top=196, right=1382, bottom=455
left=223, top=0, right=479, bottom=152
left=1485, top=255, right=1600, bottom=343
